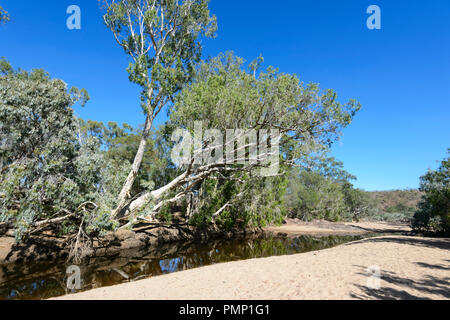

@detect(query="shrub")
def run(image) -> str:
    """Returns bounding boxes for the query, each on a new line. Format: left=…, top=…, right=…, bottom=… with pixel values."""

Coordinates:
left=412, top=150, right=450, bottom=235
left=0, top=59, right=115, bottom=240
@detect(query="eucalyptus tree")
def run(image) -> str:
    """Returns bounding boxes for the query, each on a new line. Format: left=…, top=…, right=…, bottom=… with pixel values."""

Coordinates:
left=120, top=53, right=362, bottom=225
left=101, top=0, right=217, bottom=218
left=0, top=59, right=115, bottom=243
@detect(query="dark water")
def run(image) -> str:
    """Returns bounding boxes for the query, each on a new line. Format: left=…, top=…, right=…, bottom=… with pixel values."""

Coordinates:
left=0, top=234, right=366, bottom=300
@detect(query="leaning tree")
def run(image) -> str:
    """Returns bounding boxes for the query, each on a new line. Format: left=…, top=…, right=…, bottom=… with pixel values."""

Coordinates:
left=101, top=1, right=361, bottom=227
left=117, top=53, right=362, bottom=226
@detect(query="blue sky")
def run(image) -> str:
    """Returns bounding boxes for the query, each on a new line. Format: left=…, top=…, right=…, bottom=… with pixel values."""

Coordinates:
left=1, top=0, right=449, bottom=191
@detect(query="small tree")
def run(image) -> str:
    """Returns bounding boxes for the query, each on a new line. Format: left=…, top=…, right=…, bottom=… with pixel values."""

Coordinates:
left=285, top=170, right=346, bottom=221
left=0, top=60, right=113, bottom=245
left=412, top=150, right=450, bottom=234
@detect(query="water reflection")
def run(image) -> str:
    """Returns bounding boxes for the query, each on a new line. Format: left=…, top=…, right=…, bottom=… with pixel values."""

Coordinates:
left=0, top=234, right=365, bottom=300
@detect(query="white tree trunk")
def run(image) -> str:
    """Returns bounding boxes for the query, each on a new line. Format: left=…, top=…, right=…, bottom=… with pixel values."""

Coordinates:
left=126, top=171, right=188, bottom=216
left=112, top=112, right=154, bottom=218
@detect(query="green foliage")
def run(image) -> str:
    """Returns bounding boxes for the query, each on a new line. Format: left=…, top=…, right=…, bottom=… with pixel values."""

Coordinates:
left=285, top=164, right=377, bottom=222
left=189, top=172, right=288, bottom=230
left=341, top=182, right=378, bottom=220
left=101, top=0, right=218, bottom=217
left=286, top=170, right=338, bottom=221
left=1, top=5, right=368, bottom=240
left=169, top=52, right=361, bottom=227
left=172, top=52, right=361, bottom=158
left=368, top=211, right=413, bottom=223
left=286, top=170, right=344, bottom=221
left=102, top=0, right=217, bottom=113
left=385, top=203, right=415, bottom=214
left=80, top=120, right=177, bottom=197
left=0, top=60, right=115, bottom=240
left=368, top=189, right=422, bottom=213
left=157, top=203, right=173, bottom=223
left=352, top=189, right=421, bottom=222
left=412, top=150, right=450, bottom=235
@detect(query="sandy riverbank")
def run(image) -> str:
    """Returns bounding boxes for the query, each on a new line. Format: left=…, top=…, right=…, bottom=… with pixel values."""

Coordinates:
left=265, top=220, right=411, bottom=237
left=55, top=231, right=450, bottom=300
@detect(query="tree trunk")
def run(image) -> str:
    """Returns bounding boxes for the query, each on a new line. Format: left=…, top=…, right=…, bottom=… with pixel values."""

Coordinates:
left=126, top=171, right=188, bottom=216
left=112, top=112, right=154, bottom=218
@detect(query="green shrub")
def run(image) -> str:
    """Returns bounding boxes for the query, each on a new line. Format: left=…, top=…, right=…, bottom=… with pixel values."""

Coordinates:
left=412, top=150, right=450, bottom=235
left=0, top=60, right=116, bottom=240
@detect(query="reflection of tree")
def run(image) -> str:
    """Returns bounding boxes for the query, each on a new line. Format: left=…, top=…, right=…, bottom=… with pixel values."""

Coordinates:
left=0, top=277, right=65, bottom=300
left=0, top=234, right=363, bottom=300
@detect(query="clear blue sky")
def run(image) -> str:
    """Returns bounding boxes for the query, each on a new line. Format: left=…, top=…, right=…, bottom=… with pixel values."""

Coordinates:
left=1, top=0, right=449, bottom=191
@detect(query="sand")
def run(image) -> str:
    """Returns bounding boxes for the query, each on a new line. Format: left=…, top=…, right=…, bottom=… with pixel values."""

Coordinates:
left=265, top=220, right=411, bottom=236
left=55, top=233, right=450, bottom=300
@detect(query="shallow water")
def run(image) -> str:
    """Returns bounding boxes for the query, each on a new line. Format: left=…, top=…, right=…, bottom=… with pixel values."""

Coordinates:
left=0, top=234, right=366, bottom=300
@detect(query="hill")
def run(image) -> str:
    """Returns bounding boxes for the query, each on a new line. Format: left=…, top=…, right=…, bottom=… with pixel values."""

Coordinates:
left=368, top=189, right=423, bottom=213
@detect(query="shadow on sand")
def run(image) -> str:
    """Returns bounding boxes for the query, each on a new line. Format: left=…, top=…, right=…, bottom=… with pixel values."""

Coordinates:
left=345, top=236, right=450, bottom=250
left=346, top=223, right=411, bottom=236
left=349, top=236, right=450, bottom=300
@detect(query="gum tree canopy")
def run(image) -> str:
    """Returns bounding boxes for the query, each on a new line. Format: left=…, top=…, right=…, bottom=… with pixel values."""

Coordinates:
left=98, top=1, right=360, bottom=228
left=119, top=53, right=362, bottom=224
left=101, top=0, right=217, bottom=218
left=0, top=59, right=112, bottom=243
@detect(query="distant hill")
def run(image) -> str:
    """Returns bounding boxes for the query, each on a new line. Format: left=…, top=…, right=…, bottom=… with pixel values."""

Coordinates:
left=368, top=189, right=423, bottom=213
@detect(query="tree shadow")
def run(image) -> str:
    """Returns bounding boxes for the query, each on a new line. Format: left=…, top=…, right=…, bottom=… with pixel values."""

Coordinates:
left=344, top=236, right=450, bottom=250
left=345, top=223, right=411, bottom=236
left=416, top=262, right=450, bottom=271
left=351, top=264, right=450, bottom=300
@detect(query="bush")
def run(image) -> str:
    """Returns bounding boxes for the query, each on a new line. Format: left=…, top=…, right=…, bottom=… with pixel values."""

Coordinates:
left=385, top=203, right=415, bottom=214
left=371, top=211, right=414, bottom=223
left=0, top=60, right=115, bottom=240
left=412, top=150, right=450, bottom=235
left=285, top=170, right=377, bottom=222
left=188, top=173, right=287, bottom=230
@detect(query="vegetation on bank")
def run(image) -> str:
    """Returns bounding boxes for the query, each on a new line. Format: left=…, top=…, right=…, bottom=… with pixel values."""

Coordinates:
left=0, top=61, right=117, bottom=246
left=411, top=151, right=450, bottom=235
left=365, top=189, right=422, bottom=222
left=284, top=160, right=376, bottom=222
